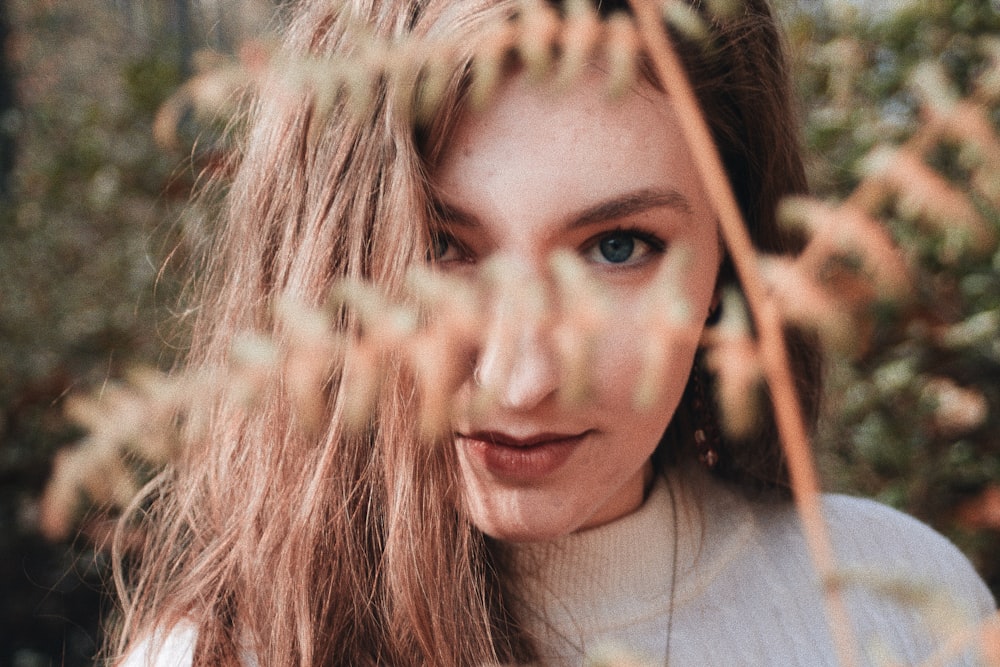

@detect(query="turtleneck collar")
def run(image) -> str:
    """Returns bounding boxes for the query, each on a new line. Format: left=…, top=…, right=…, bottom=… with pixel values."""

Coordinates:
left=505, top=466, right=757, bottom=658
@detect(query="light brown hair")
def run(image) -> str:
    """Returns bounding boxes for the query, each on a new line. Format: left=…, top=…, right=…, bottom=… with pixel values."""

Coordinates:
left=111, top=1, right=814, bottom=664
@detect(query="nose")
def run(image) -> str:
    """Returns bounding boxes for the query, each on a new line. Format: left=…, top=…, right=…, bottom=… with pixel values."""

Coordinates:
left=476, top=324, right=560, bottom=411
left=475, top=274, right=560, bottom=411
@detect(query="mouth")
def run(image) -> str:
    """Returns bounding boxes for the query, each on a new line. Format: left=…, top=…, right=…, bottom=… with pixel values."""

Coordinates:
left=457, top=430, right=592, bottom=480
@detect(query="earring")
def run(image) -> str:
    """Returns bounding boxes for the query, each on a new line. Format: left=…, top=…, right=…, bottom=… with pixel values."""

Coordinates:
left=689, top=354, right=720, bottom=470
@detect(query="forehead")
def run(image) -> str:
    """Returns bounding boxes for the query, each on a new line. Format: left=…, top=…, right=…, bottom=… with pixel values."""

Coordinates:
left=443, top=68, right=671, bottom=159
left=431, top=69, right=699, bottom=229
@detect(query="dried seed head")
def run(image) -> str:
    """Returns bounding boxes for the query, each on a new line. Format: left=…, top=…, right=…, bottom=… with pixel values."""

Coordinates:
left=759, top=256, right=854, bottom=352
left=470, top=23, right=516, bottom=109
left=584, top=644, right=655, bottom=667
left=631, top=250, right=699, bottom=408
left=703, top=289, right=762, bottom=439
left=413, top=49, right=454, bottom=125
left=864, top=146, right=996, bottom=261
left=976, top=36, right=1000, bottom=101
left=703, top=0, right=741, bottom=19
left=923, top=377, right=989, bottom=437
left=555, top=0, right=602, bottom=90
left=909, top=61, right=960, bottom=116
left=276, top=297, right=342, bottom=433
left=229, top=333, right=280, bottom=392
left=781, top=197, right=911, bottom=301
left=632, top=335, right=670, bottom=411
left=339, top=341, right=383, bottom=433
left=816, top=38, right=863, bottom=106
left=405, top=265, right=482, bottom=341
left=344, top=59, right=378, bottom=119
left=407, top=333, right=467, bottom=440
left=661, top=1, right=710, bottom=45
left=517, top=0, right=561, bottom=81
left=333, top=279, right=419, bottom=348
left=153, top=62, right=251, bottom=150
left=939, top=309, right=1000, bottom=349
left=604, top=12, right=639, bottom=99
left=872, top=358, right=917, bottom=397
left=550, top=250, right=610, bottom=405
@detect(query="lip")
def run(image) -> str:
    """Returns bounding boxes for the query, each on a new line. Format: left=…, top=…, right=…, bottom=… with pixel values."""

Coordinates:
left=457, top=430, right=592, bottom=480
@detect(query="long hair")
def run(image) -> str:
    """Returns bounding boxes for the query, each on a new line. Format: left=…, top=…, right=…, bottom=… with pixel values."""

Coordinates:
left=110, top=0, right=813, bottom=664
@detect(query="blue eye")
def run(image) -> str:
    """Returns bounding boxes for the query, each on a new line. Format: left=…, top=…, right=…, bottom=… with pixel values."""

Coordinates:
left=586, top=229, right=662, bottom=266
left=598, top=234, right=636, bottom=263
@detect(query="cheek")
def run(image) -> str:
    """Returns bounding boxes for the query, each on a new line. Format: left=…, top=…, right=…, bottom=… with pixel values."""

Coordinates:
left=584, top=269, right=710, bottom=445
left=591, top=322, right=696, bottom=414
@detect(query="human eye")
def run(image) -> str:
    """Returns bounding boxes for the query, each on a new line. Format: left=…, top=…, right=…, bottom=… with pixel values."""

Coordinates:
left=582, top=228, right=665, bottom=267
left=427, top=229, right=472, bottom=266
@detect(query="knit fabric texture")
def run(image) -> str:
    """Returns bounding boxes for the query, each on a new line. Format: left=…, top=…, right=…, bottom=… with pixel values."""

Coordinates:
left=120, top=468, right=997, bottom=666
left=509, top=466, right=997, bottom=666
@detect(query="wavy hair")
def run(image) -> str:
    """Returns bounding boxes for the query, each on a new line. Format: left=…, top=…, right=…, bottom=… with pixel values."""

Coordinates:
left=110, top=0, right=814, bottom=664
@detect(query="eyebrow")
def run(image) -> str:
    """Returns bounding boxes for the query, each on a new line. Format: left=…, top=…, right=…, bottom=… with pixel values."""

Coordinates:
left=570, top=187, right=694, bottom=229
left=432, top=187, right=694, bottom=230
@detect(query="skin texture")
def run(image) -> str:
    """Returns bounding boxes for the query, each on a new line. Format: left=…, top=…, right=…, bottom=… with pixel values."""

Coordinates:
left=433, top=70, right=721, bottom=542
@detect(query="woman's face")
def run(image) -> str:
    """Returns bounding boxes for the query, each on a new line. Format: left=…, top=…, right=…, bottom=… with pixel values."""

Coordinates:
left=432, top=70, right=720, bottom=542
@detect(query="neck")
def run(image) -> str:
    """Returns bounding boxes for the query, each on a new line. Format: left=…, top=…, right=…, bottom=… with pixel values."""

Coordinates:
left=504, top=466, right=756, bottom=664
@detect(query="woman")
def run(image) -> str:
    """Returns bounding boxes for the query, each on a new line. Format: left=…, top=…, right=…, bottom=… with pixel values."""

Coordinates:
left=116, top=0, right=995, bottom=665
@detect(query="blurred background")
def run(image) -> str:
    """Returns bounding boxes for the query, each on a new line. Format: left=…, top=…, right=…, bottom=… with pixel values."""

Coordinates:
left=1, top=2, right=273, bottom=664
left=1, top=0, right=998, bottom=664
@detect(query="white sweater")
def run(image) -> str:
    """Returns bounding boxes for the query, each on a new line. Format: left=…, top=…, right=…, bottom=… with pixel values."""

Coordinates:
left=122, top=469, right=996, bottom=666
left=509, top=467, right=996, bottom=666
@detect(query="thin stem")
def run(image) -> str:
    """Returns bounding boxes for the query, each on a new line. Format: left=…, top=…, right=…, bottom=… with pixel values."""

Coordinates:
left=626, top=2, right=859, bottom=666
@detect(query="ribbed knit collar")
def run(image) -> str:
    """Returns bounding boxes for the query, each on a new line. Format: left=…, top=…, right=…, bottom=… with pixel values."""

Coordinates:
left=508, top=467, right=757, bottom=640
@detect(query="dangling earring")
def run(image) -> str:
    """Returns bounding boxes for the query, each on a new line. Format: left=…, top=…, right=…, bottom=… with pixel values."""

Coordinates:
left=689, top=353, right=720, bottom=470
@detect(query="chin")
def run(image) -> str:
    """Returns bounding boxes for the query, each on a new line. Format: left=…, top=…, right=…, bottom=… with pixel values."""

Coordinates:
left=478, top=521, right=570, bottom=543
left=466, top=500, right=587, bottom=543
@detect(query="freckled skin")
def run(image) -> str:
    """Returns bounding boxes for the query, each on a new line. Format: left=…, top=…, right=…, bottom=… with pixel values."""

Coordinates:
left=434, top=70, right=721, bottom=542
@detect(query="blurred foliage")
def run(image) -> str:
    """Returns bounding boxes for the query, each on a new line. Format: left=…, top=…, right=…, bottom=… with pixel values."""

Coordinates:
left=783, top=0, right=1000, bottom=596
left=0, top=1, right=206, bottom=664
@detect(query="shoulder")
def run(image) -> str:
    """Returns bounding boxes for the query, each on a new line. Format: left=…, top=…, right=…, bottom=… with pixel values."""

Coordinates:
left=116, top=623, right=196, bottom=667
left=740, top=492, right=996, bottom=664
left=818, top=492, right=965, bottom=560
left=752, top=492, right=996, bottom=618
left=821, top=495, right=991, bottom=593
